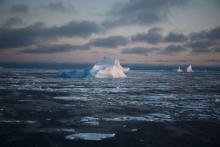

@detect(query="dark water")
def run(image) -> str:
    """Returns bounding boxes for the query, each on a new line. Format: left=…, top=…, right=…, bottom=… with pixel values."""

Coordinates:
left=0, top=69, right=220, bottom=147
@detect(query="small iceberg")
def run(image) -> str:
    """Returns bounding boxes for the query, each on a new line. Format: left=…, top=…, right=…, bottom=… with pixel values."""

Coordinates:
left=177, top=66, right=182, bottom=72
left=58, top=57, right=129, bottom=78
left=65, top=133, right=115, bottom=141
left=186, top=64, right=193, bottom=72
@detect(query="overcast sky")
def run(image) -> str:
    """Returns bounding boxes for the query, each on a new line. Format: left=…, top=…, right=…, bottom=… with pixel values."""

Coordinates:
left=0, top=0, right=220, bottom=65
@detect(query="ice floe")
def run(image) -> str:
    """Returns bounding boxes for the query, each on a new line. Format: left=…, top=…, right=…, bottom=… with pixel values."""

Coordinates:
left=80, top=116, right=99, bottom=126
left=102, top=116, right=149, bottom=122
left=39, top=128, right=75, bottom=133
left=102, top=114, right=172, bottom=122
left=54, top=96, right=89, bottom=101
left=65, top=133, right=115, bottom=141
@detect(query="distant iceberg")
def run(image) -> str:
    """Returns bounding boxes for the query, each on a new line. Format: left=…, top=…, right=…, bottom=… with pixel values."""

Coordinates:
left=58, top=57, right=129, bottom=78
left=186, top=64, right=193, bottom=72
left=177, top=66, right=182, bottom=72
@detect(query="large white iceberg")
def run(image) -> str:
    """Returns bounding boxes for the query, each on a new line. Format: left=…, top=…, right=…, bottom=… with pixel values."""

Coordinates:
left=58, top=57, right=129, bottom=78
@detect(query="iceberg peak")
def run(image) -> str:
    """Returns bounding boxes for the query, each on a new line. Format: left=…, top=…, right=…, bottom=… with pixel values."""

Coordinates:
left=90, top=56, right=127, bottom=78
left=186, top=64, right=193, bottom=72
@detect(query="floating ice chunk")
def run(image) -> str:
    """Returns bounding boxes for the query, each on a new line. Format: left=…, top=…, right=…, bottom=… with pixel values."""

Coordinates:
left=131, top=128, right=138, bottom=132
left=58, top=57, right=128, bottom=78
left=56, top=128, right=75, bottom=132
left=65, top=133, right=115, bottom=141
left=145, top=113, right=172, bottom=122
left=39, top=128, right=75, bottom=133
left=26, top=120, right=37, bottom=124
left=0, top=120, right=21, bottom=123
left=102, top=114, right=172, bottom=122
left=54, top=96, right=89, bottom=101
left=0, top=120, right=37, bottom=124
left=103, top=116, right=148, bottom=122
left=80, top=117, right=99, bottom=126
left=215, top=98, right=220, bottom=102
left=123, top=67, right=130, bottom=73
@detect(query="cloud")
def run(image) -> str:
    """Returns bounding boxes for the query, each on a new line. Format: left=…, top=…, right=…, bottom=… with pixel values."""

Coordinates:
left=89, top=36, right=129, bottom=48
left=160, top=45, right=186, bottom=55
left=0, top=0, right=5, bottom=5
left=131, top=27, right=163, bottom=44
left=0, top=20, right=100, bottom=49
left=10, top=4, right=29, bottom=14
left=205, top=59, right=220, bottom=63
left=156, top=59, right=188, bottom=63
left=46, top=1, right=75, bottom=13
left=188, top=25, right=220, bottom=53
left=2, top=17, right=24, bottom=28
left=122, top=44, right=186, bottom=56
left=187, top=40, right=212, bottom=50
left=211, top=0, right=220, bottom=6
left=190, top=26, right=220, bottom=41
left=20, top=35, right=129, bottom=54
left=163, top=32, right=188, bottom=42
left=21, top=44, right=89, bottom=54
left=122, top=47, right=160, bottom=55
left=104, top=0, right=188, bottom=27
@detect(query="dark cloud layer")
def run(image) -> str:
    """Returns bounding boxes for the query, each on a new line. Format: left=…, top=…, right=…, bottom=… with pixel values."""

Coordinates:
left=131, top=27, right=163, bottom=44
left=22, top=35, right=129, bottom=54
left=122, top=44, right=186, bottom=56
left=10, top=4, right=29, bottom=14
left=188, top=26, right=220, bottom=53
left=130, top=25, right=220, bottom=55
left=46, top=1, right=75, bottom=13
left=190, top=26, right=220, bottom=41
left=161, top=45, right=186, bottom=55
left=122, top=47, right=160, bottom=55
left=164, top=32, right=187, bottom=43
left=132, top=28, right=188, bottom=44
left=21, top=44, right=89, bottom=54
left=89, top=36, right=129, bottom=48
left=0, top=20, right=100, bottom=49
left=105, top=0, right=188, bottom=27
left=2, top=17, right=24, bottom=28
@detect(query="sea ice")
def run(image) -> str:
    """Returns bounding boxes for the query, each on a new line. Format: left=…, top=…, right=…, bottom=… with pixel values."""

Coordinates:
left=54, top=96, right=89, bottom=101
left=80, top=117, right=100, bottom=126
left=102, top=116, right=149, bottom=122
left=39, top=128, right=75, bottom=133
left=65, top=133, right=115, bottom=141
left=58, top=57, right=128, bottom=78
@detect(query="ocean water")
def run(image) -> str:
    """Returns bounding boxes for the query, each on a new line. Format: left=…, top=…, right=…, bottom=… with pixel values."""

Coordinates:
left=0, top=68, right=220, bottom=146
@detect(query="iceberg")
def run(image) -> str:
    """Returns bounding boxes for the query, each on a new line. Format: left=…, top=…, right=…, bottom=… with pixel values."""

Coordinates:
left=177, top=66, right=182, bottom=72
left=186, top=64, right=193, bottom=72
left=58, top=57, right=128, bottom=78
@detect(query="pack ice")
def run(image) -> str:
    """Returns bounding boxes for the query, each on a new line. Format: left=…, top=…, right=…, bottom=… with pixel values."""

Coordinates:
left=58, top=57, right=129, bottom=78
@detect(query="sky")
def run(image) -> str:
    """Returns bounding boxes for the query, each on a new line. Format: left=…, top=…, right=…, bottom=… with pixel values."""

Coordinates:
left=0, top=0, right=220, bottom=65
